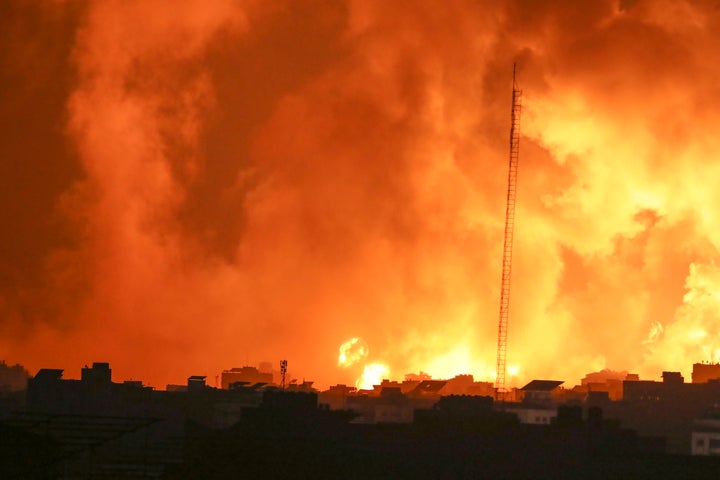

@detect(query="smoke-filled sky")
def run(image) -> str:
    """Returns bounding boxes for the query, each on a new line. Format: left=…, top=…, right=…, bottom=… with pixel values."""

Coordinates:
left=3, top=0, right=720, bottom=389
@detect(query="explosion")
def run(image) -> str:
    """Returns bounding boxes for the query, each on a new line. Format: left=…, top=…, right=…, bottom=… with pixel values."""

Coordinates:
left=644, top=263, right=720, bottom=369
left=338, top=337, right=369, bottom=368
left=356, top=363, right=390, bottom=391
left=3, top=0, right=720, bottom=389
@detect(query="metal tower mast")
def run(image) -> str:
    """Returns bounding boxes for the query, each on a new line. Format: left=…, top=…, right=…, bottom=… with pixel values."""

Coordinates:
left=496, top=64, right=522, bottom=403
left=280, top=360, right=288, bottom=390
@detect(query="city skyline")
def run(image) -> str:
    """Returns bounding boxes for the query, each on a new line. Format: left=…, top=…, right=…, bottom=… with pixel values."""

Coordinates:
left=0, top=356, right=705, bottom=394
left=10, top=358, right=720, bottom=478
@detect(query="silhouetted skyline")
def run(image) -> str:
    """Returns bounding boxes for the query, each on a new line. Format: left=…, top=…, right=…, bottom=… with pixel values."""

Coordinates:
left=5, top=358, right=720, bottom=478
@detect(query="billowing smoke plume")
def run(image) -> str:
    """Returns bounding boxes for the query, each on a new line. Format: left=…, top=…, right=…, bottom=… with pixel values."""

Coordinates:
left=2, top=0, right=720, bottom=388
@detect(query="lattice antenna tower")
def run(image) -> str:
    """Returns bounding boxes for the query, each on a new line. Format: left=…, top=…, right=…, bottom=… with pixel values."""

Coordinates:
left=495, top=63, right=522, bottom=403
left=280, top=360, right=288, bottom=390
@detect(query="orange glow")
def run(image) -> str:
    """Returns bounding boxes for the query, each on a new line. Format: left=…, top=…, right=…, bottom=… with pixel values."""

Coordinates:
left=4, top=1, right=720, bottom=390
left=356, top=363, right=390, bottom=390
left=338, top=337, right=369, bottom=368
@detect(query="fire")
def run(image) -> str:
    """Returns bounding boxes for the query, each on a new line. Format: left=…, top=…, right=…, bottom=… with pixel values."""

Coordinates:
left=356, top=363, right=389, bottom=390
left=7, top=1, right=720, bottom=389
left=337, top=338, right=388, bottom=389
left=687, top=329, right=707, bottom=342
left=338, top=337, right=369, bottom=368
left=643, top=321, right=664, bottom=345
left=421, top=344, right=496, bottom=383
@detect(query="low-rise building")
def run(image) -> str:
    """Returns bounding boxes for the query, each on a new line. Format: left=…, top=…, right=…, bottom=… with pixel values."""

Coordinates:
left=692, top=362, right=720, bottom=384
left=220, top=366, right=273, bottom=389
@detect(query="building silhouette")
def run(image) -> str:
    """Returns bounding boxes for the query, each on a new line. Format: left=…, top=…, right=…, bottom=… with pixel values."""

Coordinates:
left=220, top=366, right=273, bottom=389
left=692, top=362, right=720, bottom=384
left=6, top=360, right=720, bottom=478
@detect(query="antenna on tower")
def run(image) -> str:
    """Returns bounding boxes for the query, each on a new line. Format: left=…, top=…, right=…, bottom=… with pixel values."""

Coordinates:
left=280, top=360, right=288, bottom=390
left=496, top=63, right=522, bottom=404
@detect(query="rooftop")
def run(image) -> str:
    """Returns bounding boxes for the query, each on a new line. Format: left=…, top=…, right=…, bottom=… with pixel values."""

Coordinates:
left=520, top=380, right=564, bottom=391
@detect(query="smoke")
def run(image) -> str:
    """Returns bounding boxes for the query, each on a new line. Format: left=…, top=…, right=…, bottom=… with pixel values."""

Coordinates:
left=2, top=0, right=720, bottom=388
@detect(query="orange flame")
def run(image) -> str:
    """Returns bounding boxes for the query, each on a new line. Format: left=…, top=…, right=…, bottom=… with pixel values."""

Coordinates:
left=338, top=337, right=369, bottom=368
left=356, top=363, right=390, bottom=390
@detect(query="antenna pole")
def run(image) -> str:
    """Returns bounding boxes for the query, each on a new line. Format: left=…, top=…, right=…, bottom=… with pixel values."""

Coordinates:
left=496, top=63, right=522, bottom=404
left=280, top=360, right=288, bottom=390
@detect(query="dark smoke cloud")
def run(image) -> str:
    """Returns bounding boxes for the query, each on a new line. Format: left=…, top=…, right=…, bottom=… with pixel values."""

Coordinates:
left=2, top=0, right=720, bottom=388
left=0, top=1, right=86, bottom=336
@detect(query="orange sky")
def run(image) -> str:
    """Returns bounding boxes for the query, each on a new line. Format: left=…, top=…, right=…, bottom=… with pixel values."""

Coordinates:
left=2, top=0, right=720, bottom=390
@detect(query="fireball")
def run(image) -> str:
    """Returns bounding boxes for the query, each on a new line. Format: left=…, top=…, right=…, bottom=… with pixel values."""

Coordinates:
left=338, top=337, right=369, bottom=368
